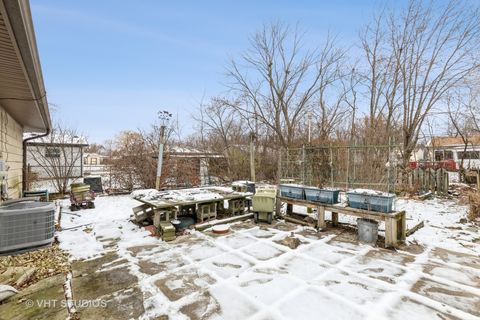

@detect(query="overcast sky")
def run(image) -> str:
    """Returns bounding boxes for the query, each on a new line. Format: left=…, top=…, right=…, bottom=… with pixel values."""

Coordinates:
left=31, top=0, right=413, bottom=143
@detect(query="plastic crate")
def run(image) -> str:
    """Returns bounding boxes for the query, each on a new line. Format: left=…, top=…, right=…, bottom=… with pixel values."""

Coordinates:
left=304, top=187, right=340, bottom=204
left=347, top=192, right=395, bottom=213
left=0, top=201, right=55, bottom=253
left=279, top=184, right=305, bottom=200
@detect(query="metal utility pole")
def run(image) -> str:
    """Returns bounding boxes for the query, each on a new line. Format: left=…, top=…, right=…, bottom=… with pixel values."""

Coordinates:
left=156, top=110, right=172, bottom=190
left=249, top=132, right=256, bottom=182
left=307, top=112, right=312, bottom=145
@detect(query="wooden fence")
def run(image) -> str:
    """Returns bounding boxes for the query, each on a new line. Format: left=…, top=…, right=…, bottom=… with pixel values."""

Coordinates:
left=400, top=168, right=449, bottom=194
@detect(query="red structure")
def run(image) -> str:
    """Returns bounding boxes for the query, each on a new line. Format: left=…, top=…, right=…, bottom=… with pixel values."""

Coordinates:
left=408, top=160, right=457, bottom=171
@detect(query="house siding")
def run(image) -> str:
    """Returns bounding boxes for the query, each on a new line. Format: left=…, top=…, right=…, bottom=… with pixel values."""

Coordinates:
left=26, top=144, right=85, bottom=193
left=0, top=105, right=24, bottom=199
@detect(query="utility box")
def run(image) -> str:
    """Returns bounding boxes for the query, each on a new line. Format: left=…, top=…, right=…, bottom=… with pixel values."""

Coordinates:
left=0, top=201, right=55, bottom=253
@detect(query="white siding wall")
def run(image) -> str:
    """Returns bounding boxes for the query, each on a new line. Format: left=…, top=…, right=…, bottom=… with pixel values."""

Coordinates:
left=0, top=105, right=24, bottom=199
left=27, top=145, right=84, bottom=179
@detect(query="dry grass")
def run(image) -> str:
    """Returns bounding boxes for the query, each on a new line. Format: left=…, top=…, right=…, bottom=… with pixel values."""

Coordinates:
left=0, top=243, right=70, bottom=289
left=468, top=192, right=480, bottom=221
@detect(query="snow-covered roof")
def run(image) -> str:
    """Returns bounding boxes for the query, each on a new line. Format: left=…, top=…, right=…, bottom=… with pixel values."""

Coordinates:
left=24, top=132, right=88, bottom=146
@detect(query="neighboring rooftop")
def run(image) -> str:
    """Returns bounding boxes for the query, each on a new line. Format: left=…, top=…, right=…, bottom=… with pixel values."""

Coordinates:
left=428, top=135, right=480, bottom=147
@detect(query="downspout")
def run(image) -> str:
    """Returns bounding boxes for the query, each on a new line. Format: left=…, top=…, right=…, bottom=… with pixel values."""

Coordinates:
left=22, top=129, right=50, bottom=192
left=22, top=100, right=51, bottom=192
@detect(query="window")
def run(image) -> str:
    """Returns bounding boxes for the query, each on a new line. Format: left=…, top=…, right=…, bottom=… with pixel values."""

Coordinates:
left=45, top=147, right=60, bottom=158
left=84, top=158, right=89, bottom=165
left=434, top=150, right=453, bottom=161
left=91, top=158, right=98, bottom=165
left=458, top=151, right=480, bottom=160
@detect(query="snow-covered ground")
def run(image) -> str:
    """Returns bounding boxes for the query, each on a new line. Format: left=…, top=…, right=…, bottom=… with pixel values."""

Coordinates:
left=57, top=195, right=480, bottom=320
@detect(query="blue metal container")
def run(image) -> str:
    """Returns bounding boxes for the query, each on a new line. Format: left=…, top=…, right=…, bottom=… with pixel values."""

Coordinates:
left=279, top=184, right=305, bottom=200
left=304, top=187, right=340, bottom=204
left=347, top=191, right=395, bottom=213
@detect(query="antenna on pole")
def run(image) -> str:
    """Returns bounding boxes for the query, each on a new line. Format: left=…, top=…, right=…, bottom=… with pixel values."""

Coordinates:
left=156, top=110, right=172, bottom=190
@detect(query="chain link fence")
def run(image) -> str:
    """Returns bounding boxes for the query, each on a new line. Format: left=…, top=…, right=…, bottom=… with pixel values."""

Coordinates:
left=280, top=142, right=400, bottom=193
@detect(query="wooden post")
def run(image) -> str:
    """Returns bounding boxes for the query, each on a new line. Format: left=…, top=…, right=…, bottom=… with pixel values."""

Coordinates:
left=477, top=170, right=480, bottom=190
left=317, top=206, right=326, bottom=229
left=398, top=212, right=406, bottom=241
left=385, top=216, right=398, bottom=248
left=332, top=211, right=338, bottom=227
left=249, top=132, right=256, bottom=182
left=286, top=203, right=293, bottom=215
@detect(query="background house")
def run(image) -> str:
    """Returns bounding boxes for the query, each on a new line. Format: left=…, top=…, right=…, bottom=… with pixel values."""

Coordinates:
left=162, top=146, right=226, bottom=188
left=26, top=139, right=88, bottom=193
left=83, top=152, right=110, bottom=177
left=426, top=135, right=480, bottom=170
left=0, top=0, right=51, bottom=200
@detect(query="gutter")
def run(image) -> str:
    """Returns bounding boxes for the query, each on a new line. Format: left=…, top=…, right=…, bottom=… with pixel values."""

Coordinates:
left=1, top=0, right=53, bottom=192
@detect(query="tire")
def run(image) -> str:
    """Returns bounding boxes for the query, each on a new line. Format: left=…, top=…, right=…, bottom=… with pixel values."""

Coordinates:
left=88, top=202, right=95, bottom=209
left=70, top=205, right=79, bottom=212
left=267, top=213, right=272, bottom=224
left=254, top=213, right=258, bottom=223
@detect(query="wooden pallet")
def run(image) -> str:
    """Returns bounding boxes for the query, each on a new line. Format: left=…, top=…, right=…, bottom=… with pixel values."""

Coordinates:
left=276, top=196, right=406, bottom=248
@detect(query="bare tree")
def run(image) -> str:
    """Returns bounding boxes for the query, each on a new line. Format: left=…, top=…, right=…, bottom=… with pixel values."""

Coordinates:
left=359, top=12, right=402, bottom=143
left=225, top=23, right=323, bottom=149
left=27, top=123, right=84, bottom=194
left=192, top=98, right=240, bottom=179
left=312, top=35, right=350, bottom=141
left=363, top=0, right=480, bottom=166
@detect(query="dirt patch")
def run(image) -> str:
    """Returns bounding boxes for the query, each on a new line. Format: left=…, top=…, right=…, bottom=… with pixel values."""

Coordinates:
left=396, top=242, right=425, bottom=255
left=126, top=244, right=159, bottom=257
left=96, top=237, right=120, bottom=249
left=388, top=296, right=461, bottom=320
left=275, top=236, right=302, bottom=249
left=230, top=221, right=256, bottom=231
left=240, top=278, right=272, bottom=287
left=412, top=277, right=480, bottom=316
left=251, top=267, right=287, bottom=275
left=422, top=262, right=480, bottom=288
left=365, top=249, right=415, bottom=266
left=296, top=228, right=330, bottom=240
left=272, top=221, right=299, bottom=232
left=137, top=253, right=188, bottom=275
left=154, top=268, right=216, bottom=301
left=430, top=247, right=480, bottom=270
left=71, top=252, right=120, bottom=277
left=212, top=261, right=242, bottom=269
left=72, top=266, right=138, bottom=300
left=76, top=286, right=145, bottom=320
left=179, top=291, right=220, bottom=320
left=138, top=259, right=185, bottom=276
